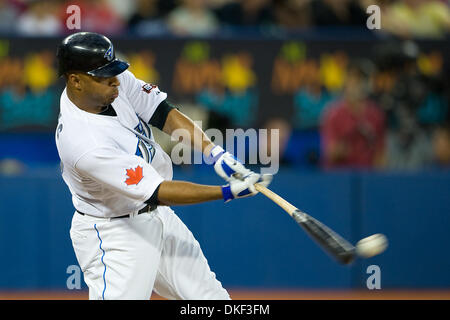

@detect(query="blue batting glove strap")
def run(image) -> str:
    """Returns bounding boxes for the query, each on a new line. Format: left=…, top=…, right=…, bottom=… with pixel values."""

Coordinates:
left=237, top=188, right=252, bottom=197
left=221, top=184, right=234, bottom=203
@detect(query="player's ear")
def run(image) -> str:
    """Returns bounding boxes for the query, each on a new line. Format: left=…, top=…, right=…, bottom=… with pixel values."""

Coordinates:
left=67, top=73, right=82, bottom=90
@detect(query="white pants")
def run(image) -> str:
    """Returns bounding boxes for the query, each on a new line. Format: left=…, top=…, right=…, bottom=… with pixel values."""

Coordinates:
left=70, top=206, right=230, bottom=300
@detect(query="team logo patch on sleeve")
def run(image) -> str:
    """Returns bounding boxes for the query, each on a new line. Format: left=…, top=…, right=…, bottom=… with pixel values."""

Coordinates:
left=142, top=83, right=157, bottom=94
left=125, top=166, right=143, bottom=185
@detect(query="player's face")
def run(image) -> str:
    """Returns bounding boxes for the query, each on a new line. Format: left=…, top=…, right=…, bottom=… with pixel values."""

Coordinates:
left=78, top=74, right=120, bottom=107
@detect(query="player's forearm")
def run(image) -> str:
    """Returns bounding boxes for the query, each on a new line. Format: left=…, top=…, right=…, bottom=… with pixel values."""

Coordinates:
left=157, top=180, right=223, bottom=206
left=163, top=109, right=215, bottom=156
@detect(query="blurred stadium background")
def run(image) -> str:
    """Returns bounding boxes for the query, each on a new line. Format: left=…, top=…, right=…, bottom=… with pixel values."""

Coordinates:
left=0, top=0, right=449, bottom=300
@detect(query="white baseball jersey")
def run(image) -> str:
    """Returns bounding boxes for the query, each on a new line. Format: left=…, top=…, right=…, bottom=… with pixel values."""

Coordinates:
left=56, top=70, right=230, bottom=300
left=56, top=70, right=172, bottom=218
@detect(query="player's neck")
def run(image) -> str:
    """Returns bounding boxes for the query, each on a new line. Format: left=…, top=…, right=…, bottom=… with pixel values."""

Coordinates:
left=66, top=87, right=106, bottom=114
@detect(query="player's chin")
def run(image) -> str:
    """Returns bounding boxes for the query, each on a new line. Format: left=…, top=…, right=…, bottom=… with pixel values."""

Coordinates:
left=108, top=96, right=117, bottom=103
left=107, top=92, right=119, bottom=103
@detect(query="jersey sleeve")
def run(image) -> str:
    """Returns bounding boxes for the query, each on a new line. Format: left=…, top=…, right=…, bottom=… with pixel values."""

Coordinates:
left=118, top=70, right=168, bottom=123
left=75, top=147, right=164, bottom=202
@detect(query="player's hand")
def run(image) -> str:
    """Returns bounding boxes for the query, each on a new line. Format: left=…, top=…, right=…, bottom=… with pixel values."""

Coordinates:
left=221, top=173, right=273, bottom=203
left=255, top=173, right=273, bottom=189
left=209, top=145, right=252, bottom=182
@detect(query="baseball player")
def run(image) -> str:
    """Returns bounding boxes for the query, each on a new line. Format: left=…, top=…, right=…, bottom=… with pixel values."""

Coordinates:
left=55, top=32, right=272, bottom=300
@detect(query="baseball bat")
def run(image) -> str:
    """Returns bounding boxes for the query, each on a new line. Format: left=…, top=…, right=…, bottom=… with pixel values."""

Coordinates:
left=255, top=183, right=356, bottom=265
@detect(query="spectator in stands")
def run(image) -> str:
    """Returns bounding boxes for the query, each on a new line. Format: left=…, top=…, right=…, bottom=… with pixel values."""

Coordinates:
left=0, top=75, right=56, bottom=130
left=127, top=0, right=168, bottom=35
left=69, top=0, right=124, bottom=35
left=283, top=72, right=336, bottom=167
left=385, top=109, right=433, bottom=170
left=416, top=75, right=448, bottom=128
left=372, top=41, right=441, bottom=170
left=0, top=50, right=57, bottom=130
left=260, top=117, right=292, bottom=165
left=321, top=60, right=385, bottom=169
left=310, top=0, right=367, bottom=27
left=273, top=0, right=313, bottom=29
left=0, top=0, right=20, bottom=33
left=293, top=71, right=336, bottom=130
left=16, top=0, right=63, bottom=36
left=166, top=0, right=219, bottom=36
left=382, top=0, right=450, bottom=39
left=371, top=42, right=423, bottom=127
left=214, top=0, right=275, bottom=28
left=128, top=0, right=161, bottom=28
left=105, top=0, right=137, bottom=23
left=157, top=0, right=178, bottom=17
left=432, top=124, right=450, bottom=167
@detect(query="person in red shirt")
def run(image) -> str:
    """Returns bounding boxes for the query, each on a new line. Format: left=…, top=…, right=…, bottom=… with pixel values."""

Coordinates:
left=321, top=61, right=385, bottom=169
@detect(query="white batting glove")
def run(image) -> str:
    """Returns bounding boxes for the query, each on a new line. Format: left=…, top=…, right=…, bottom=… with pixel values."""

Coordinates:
left=221, top=173, right=273, bottom=203
left=255, top=173, right=273, bottom=189
left=209, top=145, right=252, bottom=182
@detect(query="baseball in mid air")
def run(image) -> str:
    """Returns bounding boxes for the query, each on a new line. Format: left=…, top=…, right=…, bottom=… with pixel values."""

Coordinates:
left=356, top=234, right=388, bottom=258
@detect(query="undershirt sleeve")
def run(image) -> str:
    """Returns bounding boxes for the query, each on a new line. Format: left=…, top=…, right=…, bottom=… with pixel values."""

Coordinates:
left=148, top=100, right=177, bottom=130
left=145, top=183, right=161, bottom=206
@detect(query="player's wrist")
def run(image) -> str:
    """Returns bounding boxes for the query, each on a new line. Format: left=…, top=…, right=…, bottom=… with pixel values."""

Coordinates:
left=203, top=143, right=216, bottom=157
left=221, top=184, right=233, bottom=203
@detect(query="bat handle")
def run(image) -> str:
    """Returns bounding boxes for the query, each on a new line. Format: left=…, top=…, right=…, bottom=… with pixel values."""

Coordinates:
left=255, top=183, right=298, bottom=217
left=254, top=182, right=268, bottom=194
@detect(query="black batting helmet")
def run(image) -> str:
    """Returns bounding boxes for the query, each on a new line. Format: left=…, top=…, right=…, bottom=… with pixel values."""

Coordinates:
left=56, top=32, right=129, bottom=77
